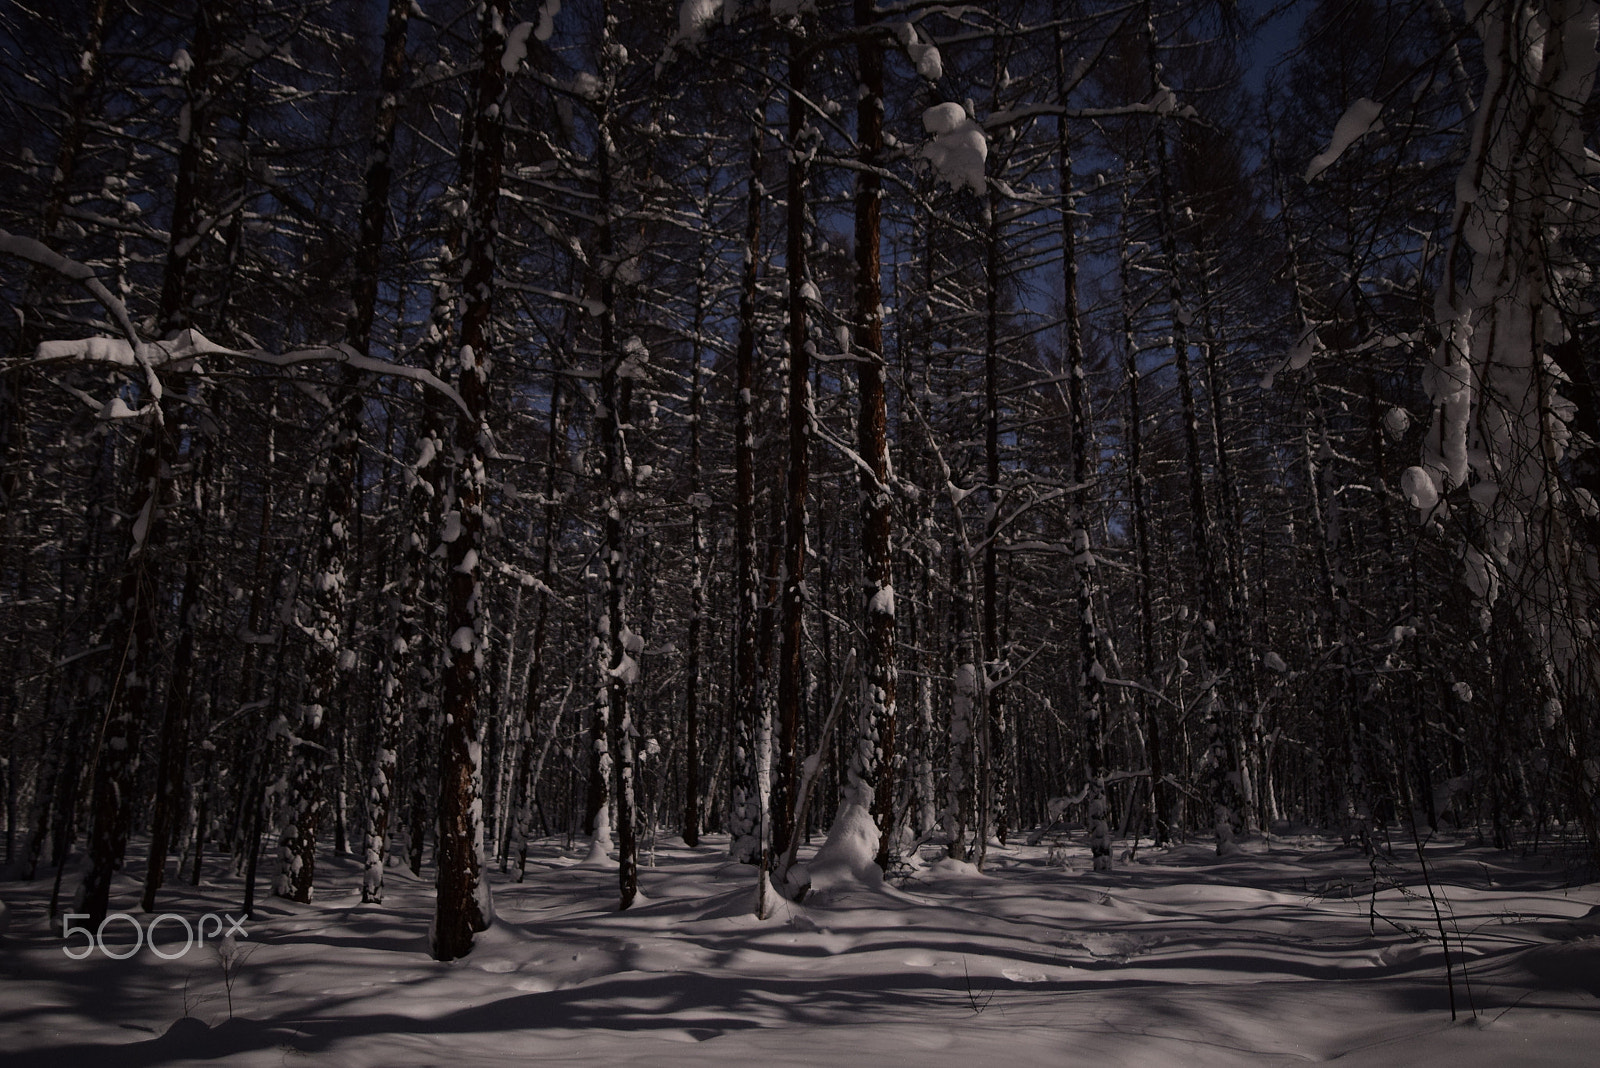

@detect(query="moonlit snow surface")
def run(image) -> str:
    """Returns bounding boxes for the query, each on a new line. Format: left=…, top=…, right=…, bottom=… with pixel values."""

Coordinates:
left=2, top=832, right=1598, bottom=1066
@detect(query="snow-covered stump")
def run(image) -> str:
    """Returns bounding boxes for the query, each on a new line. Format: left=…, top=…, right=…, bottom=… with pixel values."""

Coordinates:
left=1088, top=781, right=1113, bottom=873
left=944, top=661, right=978, bottom=861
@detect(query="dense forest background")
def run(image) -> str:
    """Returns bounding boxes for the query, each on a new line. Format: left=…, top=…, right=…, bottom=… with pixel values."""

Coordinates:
left=2, top=0, right=1597, bottom=960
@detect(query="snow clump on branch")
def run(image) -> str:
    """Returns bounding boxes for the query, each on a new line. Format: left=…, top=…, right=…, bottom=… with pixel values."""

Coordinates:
left=920, top=102, right=986, bottom=195
left=1305, top=98, right=1383, bottom=183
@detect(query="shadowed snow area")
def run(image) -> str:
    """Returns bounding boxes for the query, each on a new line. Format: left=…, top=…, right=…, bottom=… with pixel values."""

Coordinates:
left=3, top=833, right=1598, bottom=1065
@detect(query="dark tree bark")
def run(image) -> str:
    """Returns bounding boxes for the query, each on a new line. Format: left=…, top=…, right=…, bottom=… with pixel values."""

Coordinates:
left=766, top=36, right=812, bottom=872
left=431, top=0, right=511, bottom=960
left=1119, top=186, right=1168, bottom=847
left=141, top=444, right=208, bottom=911
left=1144, top=1, right=1243, bottom=853
left=594, top=7, right=640, bottom=911
left=849, top=2, right=897, bottom=873
left=353, top=0, right=412, bottom=907
left=1055, top=31, right=1109, bottom=871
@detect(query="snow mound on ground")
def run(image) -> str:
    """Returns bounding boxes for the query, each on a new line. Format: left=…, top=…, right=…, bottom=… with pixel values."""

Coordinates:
left=808, top=802, right=883, bottom=892
left=1513, top=938, right=1600, bottom=997
left=576, top=837, right=614, bottom=868
left=924, top=856, right=984, bottom=878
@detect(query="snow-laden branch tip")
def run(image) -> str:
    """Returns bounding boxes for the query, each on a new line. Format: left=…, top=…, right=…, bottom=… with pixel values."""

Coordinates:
left=0, top=230, right=141, bottom=349
left=1260, top=322, right=1323, bottom=389
left=4, top=229, right=469, bottom=417
left=1305, top=99, right=1383, bottom=183
left=503, top=0, right=561, bottom=69
left=32, top=328, right=471, bottom=418
left=0, top=228, right=158, bottom=401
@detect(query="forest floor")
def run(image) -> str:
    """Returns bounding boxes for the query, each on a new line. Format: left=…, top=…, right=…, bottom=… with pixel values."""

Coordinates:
left=1, top=828, right=1598, bottom=1066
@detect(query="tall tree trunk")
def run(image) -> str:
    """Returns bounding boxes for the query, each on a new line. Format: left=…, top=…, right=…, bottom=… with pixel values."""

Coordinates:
left=682, top=226, right=713, bottom=849
left=77, top=0, right=219, bottom=925
left=595, top=8, right=640, bottom=910
left=978, top=159, right=1005, bottom=868
left=848, top=5, right=896, bottom=874
left=431, top=0, right=511, bottom=960
left=765, top=39, right=810, bottom=874
left=1144, top=1, right=1242, bottom=853
left=354, top=0, right=412, bottom=907
left=76, top=419, right=171, bottom=926
left=1120, top=187, right=1167, bottom=846
left=141, top=442, right=208, bottom=911
left=1055, top=33, right=1109, bottom=870
left=512, top=358, right=566, bottom=878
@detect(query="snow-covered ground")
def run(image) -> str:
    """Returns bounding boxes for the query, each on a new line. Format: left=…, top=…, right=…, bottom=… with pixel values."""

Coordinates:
left=3, top=831, right=1598, bottom=1066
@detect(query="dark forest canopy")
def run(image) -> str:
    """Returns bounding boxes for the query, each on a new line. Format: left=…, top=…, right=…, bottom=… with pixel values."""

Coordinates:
left=1, top=0, right=1597, bottom=959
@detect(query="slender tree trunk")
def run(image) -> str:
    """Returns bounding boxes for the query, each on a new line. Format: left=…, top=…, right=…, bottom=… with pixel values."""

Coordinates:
left=141, top=443, right=208, bottom=911
left=1120, top=180, right=1168, bottom=846
left=766, top=39, right=810, bottom=873
left=1055, top=35, right=1109, bottom=870
left=683, top=226, right=714, bottom=849
left=1144, top=2, right=1241, bottom=853
left=594, top=9, right=639, bottom=910
left=978, top=162, right=1005, bottom=867
left=76, top=420, right=171, bottom=926
left=847, top=5, right=896, bottom=873
left=512, top=364, right=565, bottom=878
left=354, top=0, right=412, bottom=907
left=77, top=2, right=220, bottom=924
